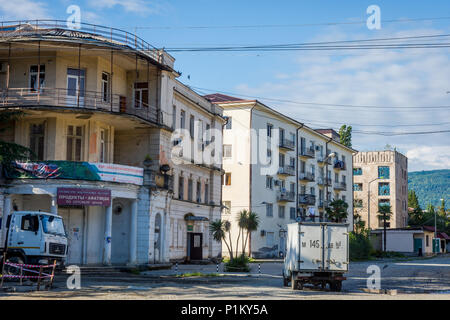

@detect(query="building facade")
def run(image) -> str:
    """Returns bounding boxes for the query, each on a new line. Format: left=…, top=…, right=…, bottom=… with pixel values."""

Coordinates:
left=0, top=21, right=224, bottom=266
left=205, top=94, right=355, bottom=258
left=353, top=150, right=408, bottom=230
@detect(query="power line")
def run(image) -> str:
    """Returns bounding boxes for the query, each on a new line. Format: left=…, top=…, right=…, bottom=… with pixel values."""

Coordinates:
left=352, top=129, right=450, bottom=136
left=193, top=86, right=450, bottom=110
left=132, top=16, right=450, bottom=30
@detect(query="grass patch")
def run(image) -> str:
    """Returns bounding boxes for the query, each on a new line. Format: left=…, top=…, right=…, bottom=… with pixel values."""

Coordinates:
left=175, top=272, right=221, bottom=278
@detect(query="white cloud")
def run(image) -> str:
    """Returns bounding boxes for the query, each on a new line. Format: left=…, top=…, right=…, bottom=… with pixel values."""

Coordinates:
left=406, top=146, right=450, bottom=171
left=234, top=27, right=450, bottom=171
left=91, top=0, right=166, bottom=15
left=0, top=0, right=50, bottom=20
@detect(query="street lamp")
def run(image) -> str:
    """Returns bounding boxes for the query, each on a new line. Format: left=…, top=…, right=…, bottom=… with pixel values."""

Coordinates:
left=323, top=152, right=336, bottom=222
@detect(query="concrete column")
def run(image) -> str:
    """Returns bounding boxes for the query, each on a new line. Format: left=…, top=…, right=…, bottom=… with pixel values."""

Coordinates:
left=50, top=195, right=57, bottom=215
left=129, top=200, right=138, bottom=265
left=103, top=202, right=113, bottom=265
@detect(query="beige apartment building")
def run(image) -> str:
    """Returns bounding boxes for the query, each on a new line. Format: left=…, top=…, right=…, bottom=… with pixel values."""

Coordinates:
left=0, top=21, right=224, bottom=265
left=205, top=94, right=356, bottom=258
left=353, top=150, right=408, bottom=230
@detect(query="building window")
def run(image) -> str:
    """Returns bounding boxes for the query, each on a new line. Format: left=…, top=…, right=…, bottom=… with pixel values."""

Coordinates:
left=196, top=181, right=201, bottom=203
left=310, top=187, right=315, bottom=196
left=29, top=65, right=45, bottom=91
left=354, top=199, right=363, bottom=208
left=187, top=178, right=193, bottom=201
left=225, top=117, right=232, bottom=130
left=378, top=166, right=390, bottom=179
left=267, top=123, right=273, bottom=137
left=278, top=206, right=285, bottom=219
left=266, top=203, right=273, bottom=217
left=178, top=176, right=184, bottom=200
left=223, top=144, right=232, bottom=158
left=300, top=160, right=305, bottom=173
left=426, top=235, right=429, bottom=247
left=180, top=110, right=185, bottom=129
left=29, top=123, right=45, bottom=160
left=378, top=182, right=390, bottom=196
left=99, top=128, right=108, bottom=162
left=353, top=183, right=363, bottom=191
left=189, top=115, right=195, bottom=138
left=223, top=173, right=231, bottom=186
left=133, top=82, right=149, bottom=108
left=290, top=207, right=296, bottom=220
left=266, top=176, right=273, bottom=189
left=335, top=173, right=339, bottom=183
left=378, top=199, right=390, bottom=208
left=204, top=183, right=209, bottom=204
left=223, top=201, right=231, bottom=214
left=101, top=72, right=110, bottom=102
left=66, top=125, right=83, bottom=161
left=353, top=167, right=362, bottom=175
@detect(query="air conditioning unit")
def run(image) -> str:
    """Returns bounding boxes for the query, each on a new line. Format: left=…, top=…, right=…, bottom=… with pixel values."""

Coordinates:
left=0, top=62, right=8, bottom=73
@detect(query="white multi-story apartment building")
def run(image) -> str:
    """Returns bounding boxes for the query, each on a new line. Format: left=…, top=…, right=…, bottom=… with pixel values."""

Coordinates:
left=205, top=94, right=356, bottom=258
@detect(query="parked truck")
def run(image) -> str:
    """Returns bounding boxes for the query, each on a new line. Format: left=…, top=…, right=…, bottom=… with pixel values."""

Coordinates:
left=283, top=222, right=349, bottom=291
left=0, top=211, right=68, bottom=274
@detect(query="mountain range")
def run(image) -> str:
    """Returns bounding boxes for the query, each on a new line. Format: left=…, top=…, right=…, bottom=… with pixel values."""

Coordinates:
left=408, top=169, right=450, bottom=208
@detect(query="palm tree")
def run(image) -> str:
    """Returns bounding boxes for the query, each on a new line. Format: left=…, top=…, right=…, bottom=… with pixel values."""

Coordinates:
left=243, top=211, right=260, bottom=256
left=377, top=205, right=392, bottom=252
left=210, top=220, right=233, bottom=260
left=236, top=209, right=249, bottom=255
left=325, top=199, right=349, bottom=223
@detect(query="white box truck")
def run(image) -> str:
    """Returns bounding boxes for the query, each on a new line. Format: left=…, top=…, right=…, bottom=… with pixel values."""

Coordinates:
left=0, top=211, right=68, bottom=274
left=283, top=222, right=349, bottom=291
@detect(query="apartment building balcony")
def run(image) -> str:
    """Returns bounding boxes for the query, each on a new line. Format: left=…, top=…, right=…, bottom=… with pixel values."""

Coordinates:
left=276, top=190, right=295, bottom=203
left=299, top=147, right=315, bottom=159
left=0, top=88, right=160, bottom=124
left=317, top=177, right=332, bottom=186
left=277, top=165, right=296, bottom=176
left=298, top=194, right=316, bottom=206
left=278, top=138, right=295, bottom=151
left=333, top=160, right=346, bottom=171
left=299, top=172, right=315, bottom=182
left=318, top=199, right=330, bottom=209
left=333, top=181, right=347, bottom=191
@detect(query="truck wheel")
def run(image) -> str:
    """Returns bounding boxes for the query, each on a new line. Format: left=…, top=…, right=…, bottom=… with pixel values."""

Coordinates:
left=5, top=256, right=25, bottom=276
left=283, top=276, right=289, bottom=287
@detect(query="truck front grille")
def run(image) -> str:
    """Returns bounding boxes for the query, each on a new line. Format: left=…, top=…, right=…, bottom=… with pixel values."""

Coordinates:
left=49, top=243, right=66, bottom=255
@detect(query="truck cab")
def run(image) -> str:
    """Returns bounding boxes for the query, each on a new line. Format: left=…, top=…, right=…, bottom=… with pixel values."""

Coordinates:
left=1, top=211, right=68, bottom=267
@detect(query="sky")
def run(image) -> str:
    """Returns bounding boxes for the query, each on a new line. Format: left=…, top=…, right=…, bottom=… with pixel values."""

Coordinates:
left=0, top=0, right=449, bottom=172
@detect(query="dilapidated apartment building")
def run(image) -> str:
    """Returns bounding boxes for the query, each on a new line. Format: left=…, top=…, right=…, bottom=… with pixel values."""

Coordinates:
left=0, top=21, right=224, bottom=265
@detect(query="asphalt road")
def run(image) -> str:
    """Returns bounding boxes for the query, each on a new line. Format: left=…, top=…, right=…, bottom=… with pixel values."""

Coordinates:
left=1, top=254, right=449, bottom=299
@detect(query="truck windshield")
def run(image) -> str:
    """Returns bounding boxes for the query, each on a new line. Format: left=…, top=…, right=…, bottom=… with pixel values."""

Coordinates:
left=40, top=215, right=66, bottom=236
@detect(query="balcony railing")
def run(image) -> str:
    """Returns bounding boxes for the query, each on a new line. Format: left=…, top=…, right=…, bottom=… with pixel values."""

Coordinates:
left=277, top=165, right=296, bottom=176
left=333, top=181, right=347, bottom=191
left=333, top=160, right=346, bottom=170
left=317, top=177, right=332, bottom=186
left=298, top=194, right=316, bottom=205
left=299, top=172, right=315, bottom=182
left=0, top=88, right=160, bottom=124
left=276, top=190, right=295, bottom=202
left=279, top=138, right=295, bottom=151
left=0, top=20, right=173, bottom=68
left=319, top=199, right=330, bottom=208
left=299, top=147, right=315, bottom=158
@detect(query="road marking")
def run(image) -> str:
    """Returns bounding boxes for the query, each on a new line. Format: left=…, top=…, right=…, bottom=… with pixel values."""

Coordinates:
left=394, top=263, right=450, bottom=267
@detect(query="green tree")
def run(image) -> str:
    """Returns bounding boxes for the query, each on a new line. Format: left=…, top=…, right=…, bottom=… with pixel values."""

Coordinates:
left=408, top=190, right=420, bottom=210
left=236, top=209, right=260, bottom=255
left=378, top=205, right=392, bottom=252
left=353, top=212, right=366, bottom=234
left=325, top=199, right=349, bottom=223
left=338, top=125, right=352, bottom=148
left=243, top=211, right=259, bottom=256
left=0, top=111, right=33, bottom=166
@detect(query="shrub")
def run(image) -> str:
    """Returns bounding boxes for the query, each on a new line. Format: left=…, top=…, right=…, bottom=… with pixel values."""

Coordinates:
left=224, top=254, right=251, bottom=272
left=349, top=231, right=372, bottom=261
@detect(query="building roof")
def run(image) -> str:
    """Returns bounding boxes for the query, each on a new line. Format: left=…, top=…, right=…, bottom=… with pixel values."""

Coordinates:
left=438, top=232, right=450, bottom=240
left=204, top=93, right=253, bottom=104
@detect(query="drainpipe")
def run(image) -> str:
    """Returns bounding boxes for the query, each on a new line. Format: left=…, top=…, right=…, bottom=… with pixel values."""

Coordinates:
left=295, top=124, right=304, bottom=221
